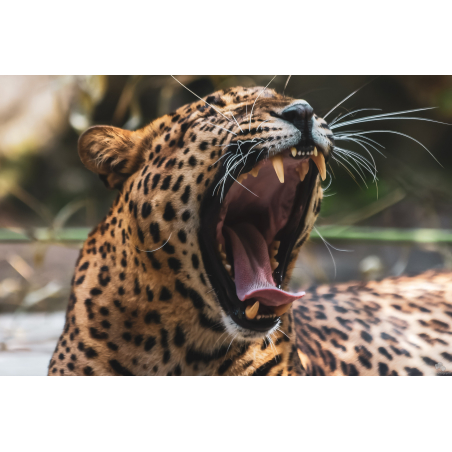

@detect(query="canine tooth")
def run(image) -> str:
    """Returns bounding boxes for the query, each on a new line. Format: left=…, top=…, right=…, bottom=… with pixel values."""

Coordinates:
left=237, top=173, right=248, bottom=184
left=250, top=166, right=260, bottom=177
left=313, top=147, right=318, bottom=156
left=270, top=154, right=284, bottom=183
left=296, top=160, right=310, bottom=182
left=310, top=152, right=326, bottom=181
left=290, top=147, right=297, bottom=157
left=272, top=303, right=292, bottom=316
left=245, top=301, right=259, bottom=320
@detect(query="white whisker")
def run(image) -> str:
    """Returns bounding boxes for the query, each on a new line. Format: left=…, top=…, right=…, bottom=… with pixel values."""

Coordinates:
left=334, top=141, right=380, bottom=181
left=324, top=77, right=379, bottom=119
left=136, top=233, right=172, bottom=253
left=329, top=108, right=382, bottom=126
left=336, top=133, right=386, bottom=150
left=283, top=75, right=292, bottom=97
left=249, top=75, right=277, bottom=131
left=339, top=130, right=443, bottom=167
left=171, top=75, right=231, bottom=123
left=332, top=114, right=448, bottom=130
left=336, top=135, right=384, bottom=157
left=229, top=113, right=244, bottom=134
left=330, top=107, right=442, bottom=129
left=332, top=156, right=364, bottom=188
left=266, top=334, right=277, bottom=357
left=333, top=150, right=369, bottom=186
left=209, top=150, right=231, bottom=167
left=313, top=226, right=353, bottom=278
left=323, top=87, right=362, bottom=120
left=257, top=119, right=271, bottom=130
left=276, top=327, right=290, bottom=340
left=226, top=333, right=238, bottom=354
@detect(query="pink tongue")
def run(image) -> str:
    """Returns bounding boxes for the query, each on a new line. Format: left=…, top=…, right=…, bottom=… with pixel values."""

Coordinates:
left=224, top=223, right=305, bottom=307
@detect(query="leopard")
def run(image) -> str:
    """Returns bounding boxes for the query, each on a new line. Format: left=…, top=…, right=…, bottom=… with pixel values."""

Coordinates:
left=48, top=85, right=452, bottom=376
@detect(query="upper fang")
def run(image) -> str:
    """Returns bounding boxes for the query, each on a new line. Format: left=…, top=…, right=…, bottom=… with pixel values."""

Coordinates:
left=270, top=154, right=284, bottom=183
left=310, top=152, right=326, bottom=181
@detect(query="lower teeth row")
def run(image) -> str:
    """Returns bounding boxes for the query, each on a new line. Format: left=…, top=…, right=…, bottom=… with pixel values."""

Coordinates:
left=270, top=240, right=280, bottom=271
left=218, top=244, right=233, bottom=276
left=256, top=314, right=277, bottom=320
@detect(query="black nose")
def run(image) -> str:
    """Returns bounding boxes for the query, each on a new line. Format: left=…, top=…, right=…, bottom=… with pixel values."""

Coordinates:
left=281, top=103, right=314, bottom=130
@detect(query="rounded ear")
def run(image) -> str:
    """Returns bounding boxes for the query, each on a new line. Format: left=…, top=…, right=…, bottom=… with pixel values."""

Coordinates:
left=78, top=125, right=144, bottom=189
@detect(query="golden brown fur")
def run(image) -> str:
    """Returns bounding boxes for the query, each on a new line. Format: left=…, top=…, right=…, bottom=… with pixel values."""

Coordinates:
left=48, top=86, right=451, bottom=376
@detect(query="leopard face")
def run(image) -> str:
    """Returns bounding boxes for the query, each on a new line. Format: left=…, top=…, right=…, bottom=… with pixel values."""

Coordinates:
left=79, top=87, right=334, bottom=342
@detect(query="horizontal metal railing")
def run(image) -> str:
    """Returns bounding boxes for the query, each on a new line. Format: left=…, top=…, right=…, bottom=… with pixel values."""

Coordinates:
left=1, top=226, right=452, bottom=244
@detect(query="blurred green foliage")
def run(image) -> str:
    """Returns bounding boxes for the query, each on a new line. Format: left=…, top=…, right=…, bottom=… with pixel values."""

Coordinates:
left=1, top=75, right=451, bottom=232
left=0, top=75, right=451, bottom=313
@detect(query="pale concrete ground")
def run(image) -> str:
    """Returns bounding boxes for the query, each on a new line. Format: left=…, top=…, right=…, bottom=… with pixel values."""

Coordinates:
left=0, top=312, right=65, bottom=375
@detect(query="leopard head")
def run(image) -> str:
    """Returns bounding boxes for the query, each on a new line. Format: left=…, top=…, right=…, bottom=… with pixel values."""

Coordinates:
left=78, top=86, right=334, bottom=341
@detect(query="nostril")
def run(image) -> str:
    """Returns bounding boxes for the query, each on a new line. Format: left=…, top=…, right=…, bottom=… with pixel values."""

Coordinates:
left=281, top=103, right=314, bottom=126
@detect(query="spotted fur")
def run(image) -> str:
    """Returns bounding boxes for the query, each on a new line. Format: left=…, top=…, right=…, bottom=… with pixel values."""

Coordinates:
left=294, top=270, right=452, bottom=376
left=48, top=86, right=451, bottom=376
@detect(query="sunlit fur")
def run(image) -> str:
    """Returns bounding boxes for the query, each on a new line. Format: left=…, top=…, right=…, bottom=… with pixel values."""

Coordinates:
left=48, top=85, right=451, bottom=376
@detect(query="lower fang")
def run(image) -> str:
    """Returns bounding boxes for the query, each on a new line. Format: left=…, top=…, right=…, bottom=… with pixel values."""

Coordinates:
left=250, top=165, right=261, bottom=177
left=296, top=160, right=310, bottom=182
left=245, top=301, right=259, bottom=320
left=237, top=173, right=248, bottom=184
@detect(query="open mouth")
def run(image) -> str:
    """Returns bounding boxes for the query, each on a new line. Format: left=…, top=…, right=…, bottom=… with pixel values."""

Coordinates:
left=199, top=143, right=326, bottom=333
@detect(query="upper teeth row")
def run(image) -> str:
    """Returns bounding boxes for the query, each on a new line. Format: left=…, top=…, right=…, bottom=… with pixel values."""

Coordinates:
left=291, top=146, right=318, bottom=157
left=237, top=146, right=326, bottom=185
left=271, top=147, right=326, bottom=183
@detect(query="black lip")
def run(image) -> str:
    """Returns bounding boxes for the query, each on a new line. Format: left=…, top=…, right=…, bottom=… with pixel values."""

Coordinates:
left=198, top=146, right=319, bottom=333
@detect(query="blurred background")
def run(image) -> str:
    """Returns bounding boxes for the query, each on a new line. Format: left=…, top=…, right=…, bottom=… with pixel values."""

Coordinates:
left=0, top=75, right=451, bottom=374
